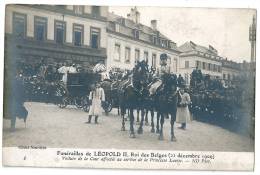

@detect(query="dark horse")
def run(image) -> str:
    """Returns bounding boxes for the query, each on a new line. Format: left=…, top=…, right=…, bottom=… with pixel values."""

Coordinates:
left=118, top=61, right=149, bottom=138
left=154, top=73, right=178, bottom=141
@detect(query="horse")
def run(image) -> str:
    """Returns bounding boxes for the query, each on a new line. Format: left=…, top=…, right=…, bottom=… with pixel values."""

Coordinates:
left=154, top=73, right=178, bottom=141
left=118, top=60, right=149, bottom=138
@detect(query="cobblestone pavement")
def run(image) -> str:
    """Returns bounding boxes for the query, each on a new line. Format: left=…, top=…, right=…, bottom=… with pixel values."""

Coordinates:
left=3, top=102, right=254, bottom=152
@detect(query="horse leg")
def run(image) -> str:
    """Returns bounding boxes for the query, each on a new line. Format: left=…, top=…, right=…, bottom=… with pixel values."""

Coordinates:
left=138, top=109, right=145, bottom=134
left=145, top=109, right=149, bottom=126
left=158, top=113, right=165, bottom=140
left=156, top=112, right=160, bottom=134
left=121, top=107, right=126, bottom=131
left=129, top=109, right=135, bottom=138
left=170, top=112, right=177, bottom=142
left=136, top=109, right=140, bottom=123
left=150, top=109, right=155, bottom=133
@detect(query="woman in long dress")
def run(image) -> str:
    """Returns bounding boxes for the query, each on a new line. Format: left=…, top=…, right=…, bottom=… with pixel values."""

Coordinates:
left=86, top=83, right=105, bottom=124
left=176, top=88, right=192, bottom=130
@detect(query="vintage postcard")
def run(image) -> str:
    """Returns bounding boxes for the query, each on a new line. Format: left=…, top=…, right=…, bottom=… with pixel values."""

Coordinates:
left=2, top=4, right=256, bottom=171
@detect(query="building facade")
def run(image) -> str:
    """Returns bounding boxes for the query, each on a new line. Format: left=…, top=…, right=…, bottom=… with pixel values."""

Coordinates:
left=5, top=5, right=108, bottom=69
left=106, top=7, right=181, bottom=72
left=5, top=5, right=248, bottom=83
left=221, top=59, right=240, bottom=81
left=178, top=41, right=223, bottom=84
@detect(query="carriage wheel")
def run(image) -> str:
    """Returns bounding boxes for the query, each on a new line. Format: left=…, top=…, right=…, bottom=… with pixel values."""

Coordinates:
left=104, top=101, right=113, bottom=113
left=74, top=97, right=83, bottom=109
left=83, top=104, right=90, bottom=112
left=58, top=97, right=68, bottom=108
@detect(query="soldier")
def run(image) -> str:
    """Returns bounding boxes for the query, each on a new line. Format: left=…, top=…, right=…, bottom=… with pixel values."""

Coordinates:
left=149, top=53, right=170, bottom=95
left=156, top=53, right=171, bottom=78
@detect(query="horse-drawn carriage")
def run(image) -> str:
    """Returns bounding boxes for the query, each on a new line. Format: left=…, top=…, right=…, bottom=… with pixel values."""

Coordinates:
left=57, top=72, right=100, bottom=111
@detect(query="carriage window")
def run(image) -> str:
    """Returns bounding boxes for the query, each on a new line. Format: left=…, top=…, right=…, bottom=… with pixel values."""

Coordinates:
left=55, top=21, right=66, bottom=44
left=114, top=44, right=121, bottom=61
left=13, top=12, right=26, bottom=38
left=185, top=61, right=189, bottom=68
left=90, top=27, right=100, bottom=48
left=144, top=51, right=148, bottom=62
left=34, top=17, right=47, bottom=41
left=135, top=49, right=140, bottom=62
left=152, top=54, right=156, bottom=68
left=73, top=24, right=83, bottom=46
left=125, top=47, right=131, bottom=63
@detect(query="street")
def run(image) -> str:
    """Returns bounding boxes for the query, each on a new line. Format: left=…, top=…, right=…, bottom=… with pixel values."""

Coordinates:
left=3, top=102, right=254, bottom=152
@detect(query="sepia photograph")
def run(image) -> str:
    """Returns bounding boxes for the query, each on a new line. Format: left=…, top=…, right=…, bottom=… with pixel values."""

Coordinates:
left=1, top=2, right=256, bottom=170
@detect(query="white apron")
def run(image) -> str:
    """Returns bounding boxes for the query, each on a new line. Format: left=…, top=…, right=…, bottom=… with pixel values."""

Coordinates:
left=88, top=88, right=105, bottom=116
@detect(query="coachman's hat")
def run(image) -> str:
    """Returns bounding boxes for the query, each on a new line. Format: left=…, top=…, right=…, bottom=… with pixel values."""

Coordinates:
left=160, top=53, right=168, bottom=60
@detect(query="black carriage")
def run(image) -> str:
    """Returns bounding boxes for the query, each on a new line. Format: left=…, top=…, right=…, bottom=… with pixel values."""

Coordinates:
left=57, top=72, right=100, bottom=111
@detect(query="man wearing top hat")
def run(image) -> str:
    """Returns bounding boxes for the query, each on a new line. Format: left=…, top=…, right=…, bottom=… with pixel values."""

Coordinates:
left=149, top=53, right=171, bottom=95
left=156, top=53, right=171, bottom=78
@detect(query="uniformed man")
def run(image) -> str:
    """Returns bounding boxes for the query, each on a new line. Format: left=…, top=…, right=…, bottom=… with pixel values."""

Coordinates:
left=156, top=53, right=171, bottom=78
left=149, top=53, right=170, bottom=95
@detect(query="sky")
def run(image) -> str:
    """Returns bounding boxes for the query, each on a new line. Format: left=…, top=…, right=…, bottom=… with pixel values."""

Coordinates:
left=109, top=6, right=256, bottom=63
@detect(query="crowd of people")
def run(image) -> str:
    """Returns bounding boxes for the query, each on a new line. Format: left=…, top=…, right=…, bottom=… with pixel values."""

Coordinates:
left=6, top=55, right=254, bottom=138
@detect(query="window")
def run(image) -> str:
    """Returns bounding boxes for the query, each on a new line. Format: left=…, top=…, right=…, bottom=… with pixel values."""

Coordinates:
left=152, top=36, right=156, bottom=45
left=135, top=49, right=140, bottom=62
left=213, top=64, right=217, bottom=72
left=34, top=17, right=47, bottom=41
left=202, top=62, right=206, bottom=69
left=114, top=44, right=121, bottom=61
left=196, top=61, right=201, bottom=69
left=125, top=47, right=131, bottom=63
left=208, top=63, right=211, bottom=71
left=90, top=27, right=100, bottom=48
left=227, top=74, right=231, bottom=80
left=152, top=54, right=156, bottom=68
left=161, top=40, right=167, bottom=47
left=218, top=66, right=221, bottom=72
left=185, top=61, right=189, bottom=68
left=223, top=74, right=226, bottom=79
left=134, top=29, right=139, bottom=39
left=55, top=21, right=66, bottom=44
left=92, top=6, right=100, bottom=17
left=74, top=6, right=84, bottom=15
left=13, top=12, right=26, bottom=38
left=73, top=24, right=83, bottom=46
left=144, top=51, right=148, bottom=62
left=115, top=23, right=120, bottom=32
left=158, top=38, right=161, bottom=46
